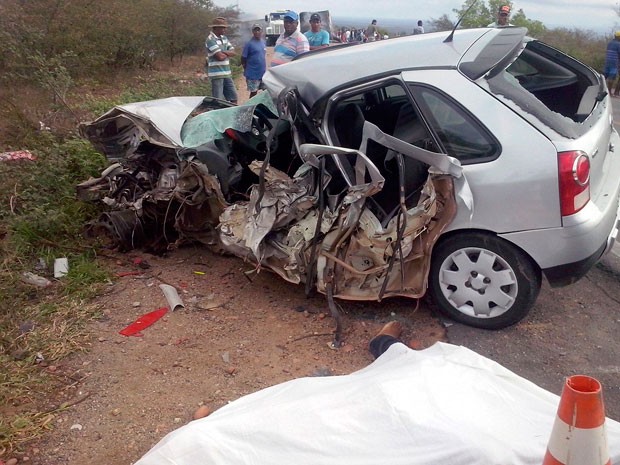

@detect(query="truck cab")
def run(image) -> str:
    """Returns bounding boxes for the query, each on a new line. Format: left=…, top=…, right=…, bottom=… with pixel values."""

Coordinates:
left=264, top=11, right=288, bottom=46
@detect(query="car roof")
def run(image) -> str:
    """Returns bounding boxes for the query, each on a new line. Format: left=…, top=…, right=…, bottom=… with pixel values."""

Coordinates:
left=263, top=28, right=520, bottom=108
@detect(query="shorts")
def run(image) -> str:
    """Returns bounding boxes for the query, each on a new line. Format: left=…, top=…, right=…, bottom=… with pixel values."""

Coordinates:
left=246, top=79, right=262, bottom=92
left=604, top=62, right=618, bottom=80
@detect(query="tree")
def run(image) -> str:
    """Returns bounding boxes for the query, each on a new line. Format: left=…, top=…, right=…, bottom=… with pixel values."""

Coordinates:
left=428, top=14, right=455, bottom=33
left=452, top=0, right=498, bottom=28
left=451, top=0, right=547, bottom=37
left=510, top=9, right=547, bottom=38
left=0, top=0, right=225, bottom=80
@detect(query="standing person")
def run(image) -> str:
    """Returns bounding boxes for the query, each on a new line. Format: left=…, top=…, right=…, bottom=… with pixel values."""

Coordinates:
left=241, top=24, right=266, bottom=99
left=270, top=11, right=309, bottom=67
left=205, top=17, right=238, bottom=104
left=304, top=13, right=330, bottom=50
left=413, top=20, right=424, bottom=35
left=487, top=5, right=512, bottom=27
left=605, top=32, right=620, bottom=96
left=365, top=19, right=378, bottom=42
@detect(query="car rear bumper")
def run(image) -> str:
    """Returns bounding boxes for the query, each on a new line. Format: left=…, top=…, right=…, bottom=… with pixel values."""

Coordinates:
left=543, top=206, right=618, bottom=286
left=542, top=240, right=607, bottom=287
left=500, top=184, right=620, bottom=287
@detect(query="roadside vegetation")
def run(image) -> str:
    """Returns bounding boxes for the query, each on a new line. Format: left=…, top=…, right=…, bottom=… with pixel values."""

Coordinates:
left=0, top=0, right=242, bottom=456
left=0, top=0, right=613, bottom=457
left=430, top=0, right=609, bottom=71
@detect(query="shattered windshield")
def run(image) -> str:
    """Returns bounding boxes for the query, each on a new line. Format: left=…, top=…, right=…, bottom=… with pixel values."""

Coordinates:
left=181, top=92, right=278, bottom=148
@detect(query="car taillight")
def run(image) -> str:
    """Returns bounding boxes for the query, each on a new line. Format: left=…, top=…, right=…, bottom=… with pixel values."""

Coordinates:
left=558, top=150, right=590, bottom=216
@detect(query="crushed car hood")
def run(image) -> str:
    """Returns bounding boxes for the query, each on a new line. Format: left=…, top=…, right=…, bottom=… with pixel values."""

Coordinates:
left=79, top=93, right=278, bottom=159
left=80, top=96, right=205, bottom=157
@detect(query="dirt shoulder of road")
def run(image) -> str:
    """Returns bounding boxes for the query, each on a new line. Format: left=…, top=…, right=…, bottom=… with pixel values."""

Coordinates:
left=24, top=244, right=445, bottom=465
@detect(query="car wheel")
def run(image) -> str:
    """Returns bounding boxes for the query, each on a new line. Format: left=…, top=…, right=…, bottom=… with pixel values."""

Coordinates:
left=429, top=232, right=541, bottom=329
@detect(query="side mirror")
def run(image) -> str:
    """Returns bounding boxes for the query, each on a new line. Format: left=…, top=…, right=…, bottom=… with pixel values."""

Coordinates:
left=264, top=15, right=268, bottom=22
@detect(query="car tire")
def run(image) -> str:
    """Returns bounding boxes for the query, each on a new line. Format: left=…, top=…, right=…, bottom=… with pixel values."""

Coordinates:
left=429, top=232, right=541, bottom=329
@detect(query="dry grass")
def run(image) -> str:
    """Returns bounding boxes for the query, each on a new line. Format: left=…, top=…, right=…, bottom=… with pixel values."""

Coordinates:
left=0, top=55, right=215, bottom=457
left=0, top=275, right=107, bottom=454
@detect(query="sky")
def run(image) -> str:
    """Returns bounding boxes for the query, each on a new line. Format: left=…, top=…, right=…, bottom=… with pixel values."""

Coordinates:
left=213, top=0, right=620, bottom=34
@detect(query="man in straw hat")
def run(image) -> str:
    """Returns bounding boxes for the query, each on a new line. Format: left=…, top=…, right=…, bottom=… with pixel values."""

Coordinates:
left=206, top=16, right=238, bottom=104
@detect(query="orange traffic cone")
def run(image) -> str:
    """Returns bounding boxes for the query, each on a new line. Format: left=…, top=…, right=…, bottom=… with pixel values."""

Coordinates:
left=543, top=375, right=610, bottom=465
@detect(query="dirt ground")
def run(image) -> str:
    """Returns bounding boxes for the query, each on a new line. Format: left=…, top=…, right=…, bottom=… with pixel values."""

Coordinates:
left=25, top=245, right=445, bottom=465
left=5, top=62, right=447, bottom=465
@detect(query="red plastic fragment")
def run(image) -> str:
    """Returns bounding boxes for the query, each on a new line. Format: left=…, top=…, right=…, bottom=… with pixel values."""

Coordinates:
left=119, top=307, right=168, bottom=337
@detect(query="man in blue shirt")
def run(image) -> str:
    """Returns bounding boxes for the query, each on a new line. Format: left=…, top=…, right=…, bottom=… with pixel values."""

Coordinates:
left=304, top=13, right=330, bottom=50
left=241, top=24, right=267, bottom=98
left=605, top=31, right=620, bottom=96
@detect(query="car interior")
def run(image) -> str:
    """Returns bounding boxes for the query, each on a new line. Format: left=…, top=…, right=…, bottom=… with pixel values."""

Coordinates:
left=495, top=40, right=604, bottom=128
left=329, top=82, right=436, bottom=225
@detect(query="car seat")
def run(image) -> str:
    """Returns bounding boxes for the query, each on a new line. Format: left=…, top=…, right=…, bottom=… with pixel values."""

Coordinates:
left=334, top=103, right=365, bottom=150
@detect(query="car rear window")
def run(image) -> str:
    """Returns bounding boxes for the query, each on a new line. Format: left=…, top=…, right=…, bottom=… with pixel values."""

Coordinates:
left=485, top=39, right=605, bottom=139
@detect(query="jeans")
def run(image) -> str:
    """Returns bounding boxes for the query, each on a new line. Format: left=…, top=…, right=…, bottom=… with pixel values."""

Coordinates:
left=210, top=77, right=238, bottom=103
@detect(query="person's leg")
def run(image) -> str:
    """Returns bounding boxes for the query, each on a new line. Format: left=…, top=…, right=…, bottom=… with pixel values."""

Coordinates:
left=247, top=79, right=260, bottom=98
left=368, top=321, right=403, bottom=359
left=607, top=72, right=616, bottom=94
left=210, top=78, right=224, bottom=100
left=223, top=77, right=238, bottom=104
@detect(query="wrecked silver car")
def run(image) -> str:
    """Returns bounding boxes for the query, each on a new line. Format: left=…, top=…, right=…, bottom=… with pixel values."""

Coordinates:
left=78, top=89, right=459, bottom=346
left=79, top=27, right=620, bottom=335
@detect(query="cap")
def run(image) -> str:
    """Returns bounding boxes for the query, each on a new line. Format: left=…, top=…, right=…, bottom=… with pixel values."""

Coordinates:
left=210, top=17, right=229, bottom=28
left=283, top=10, right=299, bottom=21
left=499, top=5, right=510, bottom=15
left=251, top=23, right=262, bottom=31
left=615, top=31, right=620, bottom=38
left=310, top=13, right=321, bottom=22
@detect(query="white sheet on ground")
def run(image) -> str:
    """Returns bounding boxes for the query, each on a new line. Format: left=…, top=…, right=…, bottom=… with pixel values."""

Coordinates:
left=135, top=342, right=620, bottom=465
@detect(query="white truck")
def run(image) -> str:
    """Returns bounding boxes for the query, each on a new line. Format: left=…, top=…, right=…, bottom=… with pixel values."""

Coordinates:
left=264, top=10, right=288, bottom=46
left=264, top=10, right=334, bottom=46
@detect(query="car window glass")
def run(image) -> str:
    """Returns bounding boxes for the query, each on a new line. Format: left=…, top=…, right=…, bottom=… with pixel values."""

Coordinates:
left=410, top=86, right=499, bottom=163
left=485, top=40, right=602, bottom=138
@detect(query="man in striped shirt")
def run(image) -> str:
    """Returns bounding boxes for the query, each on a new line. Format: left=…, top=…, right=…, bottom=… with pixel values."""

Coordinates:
left=270, top=11, right=309, bottom=67
left=206, top=17, right=238, bottom=104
